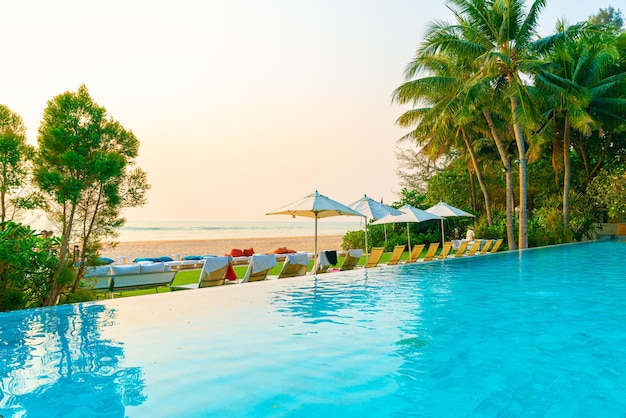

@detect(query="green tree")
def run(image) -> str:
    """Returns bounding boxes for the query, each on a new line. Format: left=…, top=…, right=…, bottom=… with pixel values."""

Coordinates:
left=34, top=85, right=149, bottom=305
left=588, top=165, right=626, bottom=219
left=394, top=48, right=494, bottom=225
left=589, top=6, right=624, bottom=31
left=0, top=105, right=38, bottom=223
left=399, top=0, right=552, bottom=248
left=535, top=21, right=596, bottom=228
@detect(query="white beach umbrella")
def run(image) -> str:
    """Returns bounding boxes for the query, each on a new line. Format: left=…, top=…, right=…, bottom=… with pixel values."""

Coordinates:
left=425, top=201, right=475, bottom=247
left=372, top=204, right=441, bottom=254
left=266, top=190, right=364, bottom=273
left=347, top=195, right=402, bottom=258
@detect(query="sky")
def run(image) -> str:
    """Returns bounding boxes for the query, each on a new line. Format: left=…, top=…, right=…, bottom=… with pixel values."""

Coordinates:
left=2, top=0, right=603, bottom=222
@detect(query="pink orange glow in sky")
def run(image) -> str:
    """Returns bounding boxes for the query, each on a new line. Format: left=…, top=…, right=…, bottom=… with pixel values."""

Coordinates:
left=3, top=0, right=598, bottom=222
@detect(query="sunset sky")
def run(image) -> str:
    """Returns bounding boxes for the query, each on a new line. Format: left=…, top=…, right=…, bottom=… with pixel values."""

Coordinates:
left=3, top=0, right=598, bottom=222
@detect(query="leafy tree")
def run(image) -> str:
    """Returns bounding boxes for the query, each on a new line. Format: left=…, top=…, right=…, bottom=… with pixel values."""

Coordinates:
left=0, top=105, right=40, bottom=223
left=393, top=48, right=495, bottom=225
left=394, top=143, right=442, bottom=194
left=588, top=165, right=626, bottom=219
left=589, top=6, right=624, bottom=31
left=34, top=85, right=149, bottom=305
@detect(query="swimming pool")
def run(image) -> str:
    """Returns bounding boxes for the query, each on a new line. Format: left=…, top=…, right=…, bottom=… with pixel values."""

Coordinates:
left=1, top=240, right=625, bottom=417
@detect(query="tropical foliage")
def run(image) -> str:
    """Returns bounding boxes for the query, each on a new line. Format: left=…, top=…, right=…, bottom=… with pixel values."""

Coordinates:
left=394, top=1, right=626, bottom=248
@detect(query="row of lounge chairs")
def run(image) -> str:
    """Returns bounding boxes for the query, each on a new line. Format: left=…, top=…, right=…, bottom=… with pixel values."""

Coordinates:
left=88, top=240, right=504, bottom=295
left=172, top=239, right=504, bottom=290
left=365, top=238, right=504, bottom=268
left=173, top=250, right=365, bottom=290
left=172, top=252, right=310, bottom=289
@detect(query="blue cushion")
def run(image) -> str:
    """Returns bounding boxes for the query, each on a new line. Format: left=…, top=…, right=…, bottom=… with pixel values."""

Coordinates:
left=133, top=256, right=175, bottom=263
left=99, top=257, right=115, bottom=265
left=183, top=255, right=204, bottom=260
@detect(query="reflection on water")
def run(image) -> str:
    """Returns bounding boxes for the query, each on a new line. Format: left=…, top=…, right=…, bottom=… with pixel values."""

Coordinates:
left=0, top=304, right=145, bottom=417
left=270, top=270, right=385, bottom=320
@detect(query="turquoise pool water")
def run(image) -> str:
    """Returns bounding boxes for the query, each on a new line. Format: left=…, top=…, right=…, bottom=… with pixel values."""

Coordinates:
left=2, top=240, right=626, bottom=417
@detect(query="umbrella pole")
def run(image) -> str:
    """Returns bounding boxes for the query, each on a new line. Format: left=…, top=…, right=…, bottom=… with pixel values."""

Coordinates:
left=440, top=218, right=445, bottom=248
left=384, top=224, right=388, bottom=247
left=406, top=222, right=411, bottom=255
left=364, top=216, right=369, bottom=268
left=313, top=215, right=318, bottom=274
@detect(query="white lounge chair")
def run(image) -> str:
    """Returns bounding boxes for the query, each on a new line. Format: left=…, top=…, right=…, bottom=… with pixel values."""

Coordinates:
left=340, top=249, right=363, bottom=271
left=241, top=254, right=277, bottom=283
left=315, top=250, right=338, bottom=274
left=170, top=256, right=232, bottom=290
left=277, top=252, right=309, bottom=278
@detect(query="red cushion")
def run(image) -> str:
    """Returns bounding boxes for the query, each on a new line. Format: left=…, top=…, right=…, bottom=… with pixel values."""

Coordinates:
left=229, top=248, right=244, bottom=257
left=285, top=248, right=297, bottom=253
left=243, top=248, right=255, bottom=256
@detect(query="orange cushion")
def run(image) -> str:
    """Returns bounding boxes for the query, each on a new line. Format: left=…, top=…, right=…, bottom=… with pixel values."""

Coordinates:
left=243, top=248, right=255, bottom=256
left=229, top=248, right=244, bottom=257
left=273, top=247, right=287, bottom=254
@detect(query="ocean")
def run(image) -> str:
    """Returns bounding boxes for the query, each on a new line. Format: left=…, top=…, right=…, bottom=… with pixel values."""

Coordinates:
left=116, top=220, right=364, bottom=242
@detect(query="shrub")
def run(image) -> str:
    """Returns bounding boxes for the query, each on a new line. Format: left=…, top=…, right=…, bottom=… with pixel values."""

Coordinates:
left=342, top=230, right=365, bottom=250
left=0, top=221, right=62, bottom=311
left=60, top=288, right=99, bottom=304
left=528, top=206, right=570, bottom=247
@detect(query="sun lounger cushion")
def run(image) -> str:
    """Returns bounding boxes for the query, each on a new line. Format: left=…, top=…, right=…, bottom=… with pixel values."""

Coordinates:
left=133, top=256, right=174, bottom=263
left=98, top=257, right=115, bottom=265
left=140, top=263, right=166, bottom=273
left=243, top=248, right=255, bottom=256
left=274, top=247, right=296, bottom=254
left=183, top=255, right=204, bottom=260
left=112, top=264, right=141, bottom=276
left=84, top=265, right=113, bottom=277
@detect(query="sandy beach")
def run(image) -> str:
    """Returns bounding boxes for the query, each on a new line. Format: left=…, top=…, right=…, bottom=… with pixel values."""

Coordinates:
left=100, top=235, right=344, bottom=262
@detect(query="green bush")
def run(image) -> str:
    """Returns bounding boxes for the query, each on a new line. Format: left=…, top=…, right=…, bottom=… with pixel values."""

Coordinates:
left=528, top=206, right=570, bottom=247
left=342, top=230, right=365, bottom=250
left=0, top=221, right=61, bottom=311
left=475, top=213, right=507, bottom=240
left=60, top=288, right=99, bottom=304
left=2, top=288, right=25, bottom=312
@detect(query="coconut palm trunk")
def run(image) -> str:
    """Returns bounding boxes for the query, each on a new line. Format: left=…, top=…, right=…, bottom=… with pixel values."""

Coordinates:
left=509, top=93, right=529, bottom=249
left=483, top=108, right=517, bottom=249
left=461, top=127, right=493, bottom=225
left=562, top=113, right=571, bottom=227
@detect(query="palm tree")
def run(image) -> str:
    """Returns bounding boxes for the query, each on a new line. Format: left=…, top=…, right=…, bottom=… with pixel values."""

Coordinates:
left=394, top=51, right=494, bottom=226
left=536, top=21, right=626, bottom=227
left=535, top=21, right=593, bottom=228
left=417, top=0, right=548, bottom=249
